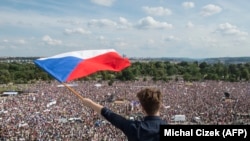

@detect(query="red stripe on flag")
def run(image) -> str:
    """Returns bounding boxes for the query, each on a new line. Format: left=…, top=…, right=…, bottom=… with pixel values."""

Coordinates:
left=66, top=52, right=131, bottom=82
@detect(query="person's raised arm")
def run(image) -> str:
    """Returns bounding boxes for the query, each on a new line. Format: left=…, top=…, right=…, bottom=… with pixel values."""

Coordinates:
left=82, top=98, right=104, bottom=115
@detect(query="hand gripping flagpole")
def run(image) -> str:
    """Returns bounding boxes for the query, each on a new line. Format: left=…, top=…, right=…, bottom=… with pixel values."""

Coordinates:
left=62, top=83, right=85, bottom=101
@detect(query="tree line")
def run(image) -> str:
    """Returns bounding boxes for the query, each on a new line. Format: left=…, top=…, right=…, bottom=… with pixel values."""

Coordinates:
left=0, top=61, right=250, bottom=84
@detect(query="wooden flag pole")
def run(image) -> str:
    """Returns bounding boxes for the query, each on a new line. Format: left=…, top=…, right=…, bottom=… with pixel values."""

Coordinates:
left=62, top=83, right=85, bottom=101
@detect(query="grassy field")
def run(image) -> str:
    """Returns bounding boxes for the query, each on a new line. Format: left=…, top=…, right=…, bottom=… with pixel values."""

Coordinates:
left=0, top=84, right=27, bottom=93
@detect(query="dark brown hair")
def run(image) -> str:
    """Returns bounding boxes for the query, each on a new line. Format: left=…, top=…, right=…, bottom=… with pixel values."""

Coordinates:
left=136, top=88, right=162, bottom=116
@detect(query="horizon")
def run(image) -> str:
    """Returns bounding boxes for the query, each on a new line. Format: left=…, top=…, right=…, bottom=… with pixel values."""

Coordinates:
left=1, top=56, right=250, bottom=60
left=0, top=0, right=249, bottom=58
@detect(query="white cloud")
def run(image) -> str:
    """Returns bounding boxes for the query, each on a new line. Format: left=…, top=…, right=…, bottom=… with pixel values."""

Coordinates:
left=117, top=17, right=132, bottom=29
left=164, top=35, right=179, bottom=41
left=42, top=35, right=62, bottom=45
left=216, top=23, right=248, bottom=36
left=201, top=4, right=222, bottom=16
left=182, top=2, right=195, bottom=9
left=64, top=28, right=91, bottom=35
left=57, top=19, right=82, bottom=25
left=186, top=21, right=194, bottom=28
left=87, top=17, right=131, bottom=29
left=136, top=16, right=173, bottom=29
left=114, top=40, right=127, bottom=48
left=91, top=0, right=115, bottom=7
left=142, top=6, right=172, bottom=16
left=98, top=36, right=105, bottom=40
left=17, top=39, right=26, bottom=44
left=118, top=17, right=128, bottom=25
left=1, top=39, right=26, bottom=45
left=96, top=35, right=110, bottom=46
left=147, top=39, right=155, bottom=44
left=88, top=19, right=117, bottom=28
left=3, top=39, right=9, bottom=43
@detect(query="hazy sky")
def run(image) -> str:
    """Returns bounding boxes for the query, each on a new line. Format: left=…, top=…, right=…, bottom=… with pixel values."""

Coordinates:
left=0, top=0, right=249, bottom=58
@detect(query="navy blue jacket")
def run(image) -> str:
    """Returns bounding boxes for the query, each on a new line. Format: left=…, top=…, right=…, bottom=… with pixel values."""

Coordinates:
left=101, top=107, right=167, bottom=141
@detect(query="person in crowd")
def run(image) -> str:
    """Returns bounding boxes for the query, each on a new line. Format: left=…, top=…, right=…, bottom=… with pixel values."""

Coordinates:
left=82, top=87, right=167, bottom=141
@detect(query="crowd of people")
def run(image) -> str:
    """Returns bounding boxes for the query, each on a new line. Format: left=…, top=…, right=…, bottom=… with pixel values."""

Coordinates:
left=0, top=80, right=250, bottom=140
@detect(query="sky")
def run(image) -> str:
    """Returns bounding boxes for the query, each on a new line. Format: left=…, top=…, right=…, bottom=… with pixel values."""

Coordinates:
left=0, top=0, right=249, bottom=58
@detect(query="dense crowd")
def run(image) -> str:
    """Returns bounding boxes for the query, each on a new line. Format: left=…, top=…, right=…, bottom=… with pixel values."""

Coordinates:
left=0, top=80, right=250, bottom=140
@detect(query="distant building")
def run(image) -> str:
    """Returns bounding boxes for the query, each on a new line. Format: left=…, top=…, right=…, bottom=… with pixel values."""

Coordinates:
left=0, top=57, right=39, bottom=63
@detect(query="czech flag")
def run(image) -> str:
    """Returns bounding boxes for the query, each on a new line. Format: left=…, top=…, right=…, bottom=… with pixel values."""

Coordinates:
left=34, top=49, right=131, bottom=82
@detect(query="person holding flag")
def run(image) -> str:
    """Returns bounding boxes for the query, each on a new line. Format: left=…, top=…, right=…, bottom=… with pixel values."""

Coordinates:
left=81, top=87, right=167, bottom=141
left=34, top=49, right=167, bottom=140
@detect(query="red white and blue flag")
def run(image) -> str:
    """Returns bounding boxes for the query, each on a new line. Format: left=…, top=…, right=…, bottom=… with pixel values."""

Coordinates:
left=34, top=49, right=131, bottom=82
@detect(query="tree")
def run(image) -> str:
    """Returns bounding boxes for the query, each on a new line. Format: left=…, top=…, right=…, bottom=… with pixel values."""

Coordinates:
left=241, top=68, right=250, bottom=80
left=116, top=68, right=135, bottom=81
left=0, top=69, right=11, bottom=84
left=166, top=64, right=178, bottom=76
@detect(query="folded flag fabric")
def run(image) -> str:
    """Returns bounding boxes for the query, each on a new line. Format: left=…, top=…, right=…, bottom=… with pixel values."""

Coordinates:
left=34, top=49, right=131, bottom=82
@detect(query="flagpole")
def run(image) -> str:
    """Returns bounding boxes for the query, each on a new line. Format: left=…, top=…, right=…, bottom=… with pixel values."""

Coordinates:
left=62, top=83, right=85, bottom=101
